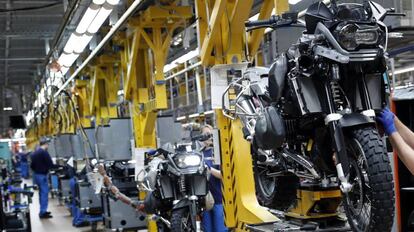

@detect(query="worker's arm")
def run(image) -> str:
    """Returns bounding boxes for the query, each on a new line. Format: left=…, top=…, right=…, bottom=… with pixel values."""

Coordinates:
left=395, top=117, right=414, bottom=150
left=209, top=167, right=222, bottom=179
left=377, top=108, right=414, bottom=175
left=44, top=151, right=55, bottom=169
left=389, top=132, right=414, bottom=175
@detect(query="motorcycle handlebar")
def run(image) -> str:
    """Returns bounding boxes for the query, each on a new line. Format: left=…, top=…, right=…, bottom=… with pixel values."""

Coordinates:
left=245, top=13, right=299, bottom=31
left=245, top=15, right=279, bottom=28
left=191, top=133, right=212, bottom=142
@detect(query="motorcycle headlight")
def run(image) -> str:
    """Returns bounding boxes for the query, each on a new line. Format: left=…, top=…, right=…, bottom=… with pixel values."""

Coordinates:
left=336, top=24, right=379, bottom=51
left=174, top=154, right=201, bottom=168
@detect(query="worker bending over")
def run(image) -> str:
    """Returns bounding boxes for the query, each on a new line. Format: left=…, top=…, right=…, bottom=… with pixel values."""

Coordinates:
left=30, top=137, right=54, bottom=219
left=377, top=108, right=414, bottom=175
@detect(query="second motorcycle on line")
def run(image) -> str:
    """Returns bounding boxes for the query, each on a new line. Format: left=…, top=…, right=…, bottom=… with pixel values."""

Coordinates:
left=139, top=135, right=213, bottom=232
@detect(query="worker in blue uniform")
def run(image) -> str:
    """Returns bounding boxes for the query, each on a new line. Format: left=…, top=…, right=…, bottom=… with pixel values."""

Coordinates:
left=18, top=150, right=29, bottom=179
left=200, top=124, right=228, bottom=232
left=378, top=108, right=414, bottom=175
left=30, top=137, right=54, bottom=219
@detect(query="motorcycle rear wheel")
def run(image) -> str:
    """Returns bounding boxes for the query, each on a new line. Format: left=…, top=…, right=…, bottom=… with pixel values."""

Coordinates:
left=343, top=128, right=394, bottom=232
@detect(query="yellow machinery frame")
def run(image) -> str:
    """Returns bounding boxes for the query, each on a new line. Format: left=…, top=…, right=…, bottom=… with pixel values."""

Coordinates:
left=195, top=0, right=291, bottom=230
left=121, top=4, right=192, bottom=148
left=196, top=0, right=342, bottom=230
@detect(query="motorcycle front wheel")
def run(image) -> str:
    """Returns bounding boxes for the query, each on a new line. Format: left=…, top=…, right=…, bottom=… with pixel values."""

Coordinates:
left=170, top=208, right=196, bottom=232
left=343, top=127, right=394, bottom=232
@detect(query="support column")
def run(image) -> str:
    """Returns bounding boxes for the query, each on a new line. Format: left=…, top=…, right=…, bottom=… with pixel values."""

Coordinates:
left=195, top=67, right=204, bottom=112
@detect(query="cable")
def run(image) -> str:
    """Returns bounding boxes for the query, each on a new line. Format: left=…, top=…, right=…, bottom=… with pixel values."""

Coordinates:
left=0, top=2, right=61, bottom=13
left=59, top=90, right=95, bottom=167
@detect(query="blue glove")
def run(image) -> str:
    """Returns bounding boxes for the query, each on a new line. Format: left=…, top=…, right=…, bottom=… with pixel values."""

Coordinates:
left=146, top=149, right=157, bottom=156
left=377, top=108, right=397, bottom=135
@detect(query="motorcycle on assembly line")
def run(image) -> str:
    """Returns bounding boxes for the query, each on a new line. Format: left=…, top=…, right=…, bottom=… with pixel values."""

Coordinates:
left=221, top=1, right=399, bottom=231
left=140, top=141, right=211, bottom=232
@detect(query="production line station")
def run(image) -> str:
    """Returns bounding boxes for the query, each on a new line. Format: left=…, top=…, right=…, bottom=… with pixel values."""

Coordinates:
left=1, top=0, right=414, bottom=231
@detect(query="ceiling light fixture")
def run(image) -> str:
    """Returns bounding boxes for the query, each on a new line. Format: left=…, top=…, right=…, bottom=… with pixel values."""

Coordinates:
left=57, top=0, right=120, bottom=74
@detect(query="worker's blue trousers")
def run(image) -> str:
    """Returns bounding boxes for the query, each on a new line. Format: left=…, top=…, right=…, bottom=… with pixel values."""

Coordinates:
left=34, top=173, right=49, bottom=215
left=20, top=162, right=29, bottom=179
left=202, top=204, right=228, bottom=232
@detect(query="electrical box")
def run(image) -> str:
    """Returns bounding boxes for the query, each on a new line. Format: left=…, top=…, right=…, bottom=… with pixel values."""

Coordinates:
left=96, top=118, right=133, bottom=161
left=48, top=138, right=57, bottom=158
left=156, top=115, right=183, bottom=145
left=0, top=142, right=11, bottom=170
left=71, top=134, right=84, bottom=160
left=102, top=196, right=146, bottom=230
left=76, top=179, right=101, bottom=210
left=210, top=63, right=248, bottom=110
left=55, top=134, right=74, bottom=159
left=82, top=128, right=96, bottom=158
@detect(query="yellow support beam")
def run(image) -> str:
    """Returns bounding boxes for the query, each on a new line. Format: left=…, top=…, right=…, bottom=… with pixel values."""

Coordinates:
left=248, top=0, right=289, bottom=60
left=199, top=0, right=227, bottom=66
left=89, top=57, right=119, bottom=125
left=73, top=79, right=93, bottom=128
left=122, top=5, right=192, bottom=148
left=196, top=0, right=294, bottom=230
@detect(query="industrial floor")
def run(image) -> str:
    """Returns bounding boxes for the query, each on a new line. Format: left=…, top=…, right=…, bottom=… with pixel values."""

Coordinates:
left=28, top=179, right=148, bottom=232
left=29, top=186, right=101, bottom=232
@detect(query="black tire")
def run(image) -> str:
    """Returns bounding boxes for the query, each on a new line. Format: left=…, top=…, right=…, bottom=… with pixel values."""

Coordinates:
left=253, top=152, right=299, bottom=210
left=26, top=210, right=32, bottom=232
left=170, top=208, right=196, bottom=232
left=271, top=175, right=299, bottom=210
left=343, top=127, right=394, bottom=232
left=253, top=160, right=277, bottom=207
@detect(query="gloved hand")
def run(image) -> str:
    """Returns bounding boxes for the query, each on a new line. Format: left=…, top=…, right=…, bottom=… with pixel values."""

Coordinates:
left=377, top=108, right=397, bottom=135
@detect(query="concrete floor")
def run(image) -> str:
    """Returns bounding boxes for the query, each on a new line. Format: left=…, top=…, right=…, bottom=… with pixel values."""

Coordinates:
left=28, top=179, right=101, bottom=232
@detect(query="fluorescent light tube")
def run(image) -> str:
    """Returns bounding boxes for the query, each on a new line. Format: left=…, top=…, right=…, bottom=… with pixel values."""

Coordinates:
left=64, top=32, right=82, bottom=53
left=106, top=0, right=120, bottom=5
left=76, top=4, right=101, bottom=34
left=176, top=116, right=186, bottom=121
left=73, top=33, right=94, bottom=54
left=189, top=113, right=200, bottom=118
left=87, top=3, right=113, bottom=34
left=93, top=0, right=106, bottom=4
left=58, top=52, right=79, bottom=68
left=392, top=66, right=414, bottom=75
left=289, top=0, right=302, bottom=4
left=164, top=63, right=178, bottom=73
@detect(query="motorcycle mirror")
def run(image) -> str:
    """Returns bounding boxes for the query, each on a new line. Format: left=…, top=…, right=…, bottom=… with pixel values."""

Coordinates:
left=330, top=0, right=338, bottom=14
left=90, top=158, right=97, bottom=166
left=368, top=1, right=387, bottom=21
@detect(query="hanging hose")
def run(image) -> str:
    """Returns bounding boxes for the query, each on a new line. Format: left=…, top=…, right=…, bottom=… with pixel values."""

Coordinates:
left=96, top=164, right=140, bottom=210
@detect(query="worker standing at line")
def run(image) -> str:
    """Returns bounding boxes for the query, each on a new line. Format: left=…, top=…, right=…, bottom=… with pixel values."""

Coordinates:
left=30, top=137, right=54, bottom=219
left=200, top=124, right=228, bottom=232
left=377, top=108, right=414, bottom=175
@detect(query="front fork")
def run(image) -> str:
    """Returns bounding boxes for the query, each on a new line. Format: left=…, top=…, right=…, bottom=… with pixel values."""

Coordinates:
left=324, top=82, right=352, bottom=193
left=189, top=197, right=198, bottom=230
left=327, top=119, right=352, bottom=193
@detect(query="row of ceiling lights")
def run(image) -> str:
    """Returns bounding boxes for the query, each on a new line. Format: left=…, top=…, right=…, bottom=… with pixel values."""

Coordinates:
left=58, top=0, right=119, bottom=74
left=27, top=0, right=120, bottom=123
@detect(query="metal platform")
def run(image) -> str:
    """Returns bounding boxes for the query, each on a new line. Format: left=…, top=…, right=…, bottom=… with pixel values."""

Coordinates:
left=246, top=221, right=351, bottom=232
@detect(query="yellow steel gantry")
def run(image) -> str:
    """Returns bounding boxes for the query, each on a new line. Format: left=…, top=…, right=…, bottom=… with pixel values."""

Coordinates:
left=120, top=4, right=192, bottom=148
left=195, top=0, right=288, bottom=230
left=89, top=55, right=119, bottom=125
